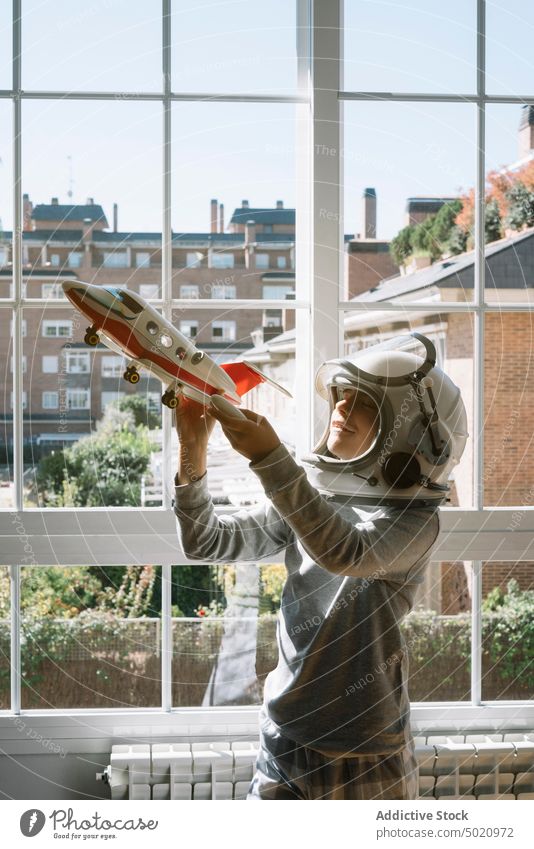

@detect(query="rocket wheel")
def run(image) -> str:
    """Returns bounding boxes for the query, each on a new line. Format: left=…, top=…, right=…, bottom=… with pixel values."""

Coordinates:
left=84, top=328, right=100, bottom=346
left=129, top=371, right=140, bottom=384
left=162, top=390, right=178, bottom=409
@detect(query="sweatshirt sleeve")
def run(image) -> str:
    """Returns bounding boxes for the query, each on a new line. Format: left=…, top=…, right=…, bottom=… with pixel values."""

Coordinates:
left=249, top=443, right=440, bottom=583
left=173, top=472, right=290, bottom=562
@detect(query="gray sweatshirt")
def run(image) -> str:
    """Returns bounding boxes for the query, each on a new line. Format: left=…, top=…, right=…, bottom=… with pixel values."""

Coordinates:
left=173, top=443, right=440, bottom=757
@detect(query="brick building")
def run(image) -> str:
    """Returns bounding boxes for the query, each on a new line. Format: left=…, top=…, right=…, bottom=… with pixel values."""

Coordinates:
left=0, top=196, right=296, bottom=456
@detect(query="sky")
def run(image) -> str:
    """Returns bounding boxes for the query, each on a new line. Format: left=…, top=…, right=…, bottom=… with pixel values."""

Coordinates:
left=1, top=1, right=534, bottom=238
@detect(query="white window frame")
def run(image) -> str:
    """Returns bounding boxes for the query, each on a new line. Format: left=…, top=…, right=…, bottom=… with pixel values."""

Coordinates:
left=139, top=283, right=159, bottom=299
left=42, top=319, right=72, bottom=338
left=41, top=282, right=64, bottom=299
left=135, top=251, right=151, bottom=268
left=255, top=252, right=269, bottom=269
left=102, top=250, right=128, bottom=268
left=10, top=355, right=26, bottom=373
left=209, top=252, right=234, bottom=269
left=2, top=0, right=534, bottom=734
left=212, top=319, right=236, bottom=342
left=179, top=283, right=199, bottom=299
left=64, top=350, right=90, bottom=374
left=67, top=251, right=82, bottom=268
left=179, top=319, right=198, bottom=338
left=42, top=390, right=59, bottom=409
left=42, top=355, right=58, bottom=373
left=66, top=388, right=90, bottom=410
left=277, top=255, right=287, bottom=269
left=101, top=354, right=125, bottom=377
left=211, top=284, right=236, bottom=299
left=186, top=250, right=203, bottom=268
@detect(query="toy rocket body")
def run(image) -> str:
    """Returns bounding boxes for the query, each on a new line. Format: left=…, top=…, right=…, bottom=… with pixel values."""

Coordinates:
left=61, top=280, right=291, bottom=406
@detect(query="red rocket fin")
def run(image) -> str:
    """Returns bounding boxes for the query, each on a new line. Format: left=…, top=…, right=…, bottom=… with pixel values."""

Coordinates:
left=220, top=360, right=293, bottom=398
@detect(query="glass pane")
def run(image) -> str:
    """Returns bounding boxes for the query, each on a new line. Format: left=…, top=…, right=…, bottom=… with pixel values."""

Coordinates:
left=0, top=0, right=10, bottom=88
left=22, top=0, right=161, bottom=92
left=484, top=311, right=534, bottom=506
left=403, top=561, right=472, bottom=702
left=172, top=563, right=282, bottom=707
left=0, top=100, right=13, bottom=505
left=172, top=0, right=296, bottom=94
left=21, top=566, right=161, bottom=709
left=487, top=1, right=534, bottom=96
left=344, top=0, right=476, bottom=94
left=23, top=304, right=163, bottom=508
left=485, top=105, right=534, bottom=305
left=171, top=307, right=296, bottom=506
left=172, top=102, right=295, bottom=299
left=343, top=312, right=474, bottom=507
left=343, top=103, right=476, bottom=303
left=482, top=563, right=534, bottom=700
left=0, top=566, right=9, bottom=709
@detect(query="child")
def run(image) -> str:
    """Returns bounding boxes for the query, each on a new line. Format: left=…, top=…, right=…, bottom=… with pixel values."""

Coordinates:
left=173, top=332, right=468, bottom=800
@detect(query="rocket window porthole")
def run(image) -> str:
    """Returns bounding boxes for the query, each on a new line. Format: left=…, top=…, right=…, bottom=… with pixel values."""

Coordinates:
left=159, top=334, right=173, bottom=348
left=147, top=321, right=158, bottom=335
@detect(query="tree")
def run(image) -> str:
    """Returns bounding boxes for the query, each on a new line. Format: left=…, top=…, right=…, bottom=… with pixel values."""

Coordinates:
left=411, top=216, right=443, bottom=261
left=505, top=181, right=534, bottom=231
left=118, top=394, right=161, bottom=430
left=430, top=199, right=463, bottom=247
left=390, top=225, right=415, bottom=266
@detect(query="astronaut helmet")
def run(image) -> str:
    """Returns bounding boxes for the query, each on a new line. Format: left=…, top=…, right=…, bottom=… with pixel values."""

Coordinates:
left=300, top=332, right=468, bottom=506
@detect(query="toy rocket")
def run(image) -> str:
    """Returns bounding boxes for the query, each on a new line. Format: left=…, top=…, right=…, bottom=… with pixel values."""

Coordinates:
left=61, top=280, right=291, bottom=410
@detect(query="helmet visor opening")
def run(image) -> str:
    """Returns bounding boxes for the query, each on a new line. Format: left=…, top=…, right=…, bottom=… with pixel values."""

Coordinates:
left=326, top=383, right=382, bottom=462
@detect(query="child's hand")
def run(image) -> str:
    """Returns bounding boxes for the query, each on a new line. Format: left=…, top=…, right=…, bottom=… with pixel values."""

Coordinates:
left=206, top=405, right=281, bottom=463
left=174, top=392, right=217, bottom=449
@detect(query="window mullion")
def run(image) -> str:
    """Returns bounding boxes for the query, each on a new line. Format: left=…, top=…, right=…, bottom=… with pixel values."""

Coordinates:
left=471, top=561, right=483, bottom=706
left=161, top=0, right=173, bottom=511
left=161, top=564, right=172, bottom=712
left=9, top=565, right=21, bottom=714
left=12, top=0, right=22, bottom=512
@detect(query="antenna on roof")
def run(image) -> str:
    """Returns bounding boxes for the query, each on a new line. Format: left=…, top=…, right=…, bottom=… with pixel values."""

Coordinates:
left=67, top=155, right=74, bottom=200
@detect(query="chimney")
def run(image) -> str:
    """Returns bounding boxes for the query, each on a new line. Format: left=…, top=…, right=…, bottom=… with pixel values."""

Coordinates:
left=519, top=105, right=534, bottom=159
left=86, top=197, right=94, bottom=205
left=242, top=199, right=249, bottom=209
left=82, top=217, right=93, bottom=243
left=219, top=202, right=224, bottom=233
left=362, top=187, right=377, bottom=239
left=51, top=197, right=59, bottom=205
left=113, top=203, right=118, bottom=232
left=23, top=193, right=33, bottom=231
left=276, top=200, right=284, bottom=209
left=210, top=198, right=218, bottom=233
left=245, top=219, right=256, bottom=244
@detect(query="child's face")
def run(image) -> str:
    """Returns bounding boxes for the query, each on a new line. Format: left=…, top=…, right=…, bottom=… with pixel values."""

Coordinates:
left=327, top=388, right=380, bottom=461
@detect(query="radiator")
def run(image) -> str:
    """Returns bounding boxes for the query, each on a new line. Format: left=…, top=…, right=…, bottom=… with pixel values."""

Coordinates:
left=97, top=734, right=534, bottom=800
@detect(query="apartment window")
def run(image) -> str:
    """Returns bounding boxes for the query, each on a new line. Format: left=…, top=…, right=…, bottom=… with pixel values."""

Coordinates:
left=101, top=390, right=125, bottom=409
left=263, top=284, right=294, bottom=299
left=180, top=320, right=198, bottom=338
left=180, top=284, right=199, bottom=298
left=50, top=253, right=61, bottom=266
left=42, top=320, right=72, bottom=338
left=186, top=251, right=203, bottom=268
left=42, top=355, right=58, bottom=373
left=10, top=391, right=27, bottom=409
left=210, top=252, right=234, bottom=269
left=102, top=251, right=128, bottom=268
left=255, top=253, right=269, bottom=269
left=0, top=247, right=7, bottom=265
left=277, top=255, right=287, bottom=269
left=135, top=252, right=151, bottom=268
left=212, top=320, right=236, bottom=342
left=139, top=283, right=159, bottom=299
left=11, top=356, right=27, bottom=373
left=101, top=355, right=124, bottom=378
left=211, top=284, right=236, bottom=299
left=42, top=391, right=59, bottom=409
left=41, top=283, right=64, bottom=298
left=65, top=351, right=90, bottom=373
left=66, top=389, right=90, bottom=410
left=68, top=252, right=82, bottom=268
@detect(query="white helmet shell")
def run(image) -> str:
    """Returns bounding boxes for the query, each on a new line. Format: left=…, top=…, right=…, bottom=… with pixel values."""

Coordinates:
left=301, top=332, right=469, bottom=506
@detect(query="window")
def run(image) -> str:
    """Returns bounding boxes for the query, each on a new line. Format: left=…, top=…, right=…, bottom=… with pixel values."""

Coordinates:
left=262, top=284, right=294, bottom=299
left=11, top=356, right=27, bottom=373
left=66, top=389, right=90, bottom=410
left=68, top=252, right=82, bottom=268
left=42, top=320, right=72, bottom=338
left=101, top=391, right=125, bottom=409
left=41, top=283, right=64, bottom=299
left=180, top=284, right=199, bottom=299
left=255, top=253, right=269, bottom=269
left=101, top=355, right=124, bottom=378
left=212, top=320, right=236, bottom=342
left=135, top=252, right=151, bottom=268
left=0, top=247, right=7, bottom=266
left=102, top=251, right=128, bottom=268
left=180, top=320, right=198, bottom=338
left=65, top=351, right=90, bottom=373
left=10, top=391, right=27, bottom=409
left=42, top=391, right=59, bottom=409
left=42, top=355, right=58, bottom=373
left=50, top=253, right=60, bottom=267
left=211, top=284, right=236, bottom=299
left=277, top=256, right=287, bottom=269
left=186, top=251, right=203, bottom=268
left=139, top=283, right=159, bottom=299
left=210, top=252, right=234, bottom=269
